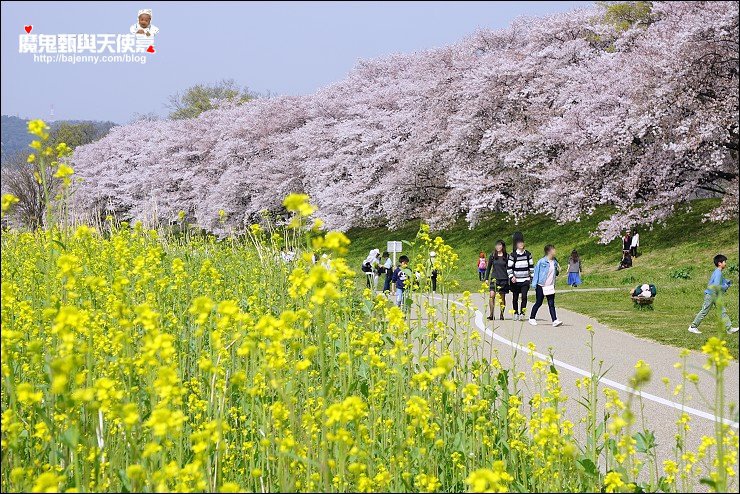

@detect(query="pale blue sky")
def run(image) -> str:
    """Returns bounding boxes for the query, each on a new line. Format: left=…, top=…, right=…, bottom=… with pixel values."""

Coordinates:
left=1, top=1, right=593, bottom=123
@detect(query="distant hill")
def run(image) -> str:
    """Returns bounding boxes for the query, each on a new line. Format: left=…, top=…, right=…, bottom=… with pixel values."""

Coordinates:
left=1, top=115, right=117, bottom=163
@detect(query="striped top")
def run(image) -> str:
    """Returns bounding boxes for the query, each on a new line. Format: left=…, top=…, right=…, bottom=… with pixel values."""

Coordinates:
left=507, top=249, right=534, bottom=282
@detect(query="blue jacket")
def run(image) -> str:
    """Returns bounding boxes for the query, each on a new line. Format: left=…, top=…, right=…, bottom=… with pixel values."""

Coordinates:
left=531, top=257, right=559, bottom=288
left=705, top=268, right=731, bottom=295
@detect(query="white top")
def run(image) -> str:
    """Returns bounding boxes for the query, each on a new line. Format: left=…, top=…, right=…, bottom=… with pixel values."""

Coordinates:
left=543, top=260, right=556, bottom=286
left=631, top=233, right=639, bottom=247
left=384, top=258, right=392, bottom=270
left=363, top=249, right=380, bottom=265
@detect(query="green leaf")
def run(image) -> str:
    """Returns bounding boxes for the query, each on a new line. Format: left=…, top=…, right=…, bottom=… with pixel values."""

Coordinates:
left=453, top=432, right=464, bottom=450
left=116, top=469, right=132, bottom=493
left=52, top=239, right=67, bottom=251
left=634, top=430, right=656, bottom=453
left=358, top=361, right=370, bottom=380
left=411, top=326, right=426, bottom=339
left=497, top=369, right=509, bottom=389
left=595, top=422, right=605, bottom=440
left=699, top=478, right=717, bottom=489
left=62, top=426, right=79, bottom=448
left=578, top=458, right=598, bottom=476
left=362, top=299, right=374, bottom=316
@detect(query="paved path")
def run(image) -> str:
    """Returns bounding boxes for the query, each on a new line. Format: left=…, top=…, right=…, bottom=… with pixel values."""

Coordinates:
left=418, top=291, right=739, bottom=476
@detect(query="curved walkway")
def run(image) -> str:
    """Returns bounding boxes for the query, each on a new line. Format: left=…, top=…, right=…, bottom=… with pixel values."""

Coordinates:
left=425, top=292, right=739, bottom=469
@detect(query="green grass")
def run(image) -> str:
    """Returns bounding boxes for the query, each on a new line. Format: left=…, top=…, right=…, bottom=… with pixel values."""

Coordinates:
left=346, top=199, right=739, bottom=358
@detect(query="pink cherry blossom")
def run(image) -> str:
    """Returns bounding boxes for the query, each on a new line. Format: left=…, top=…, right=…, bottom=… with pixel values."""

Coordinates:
left=70, top=2, right=738, bottom=241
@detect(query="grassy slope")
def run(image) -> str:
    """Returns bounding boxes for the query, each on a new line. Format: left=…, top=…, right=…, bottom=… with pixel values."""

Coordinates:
left=346, top=199, right=739, bottom=358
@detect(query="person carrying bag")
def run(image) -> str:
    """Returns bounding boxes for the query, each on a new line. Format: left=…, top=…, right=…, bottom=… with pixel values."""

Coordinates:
left=528, top=244, right=563, bottom=327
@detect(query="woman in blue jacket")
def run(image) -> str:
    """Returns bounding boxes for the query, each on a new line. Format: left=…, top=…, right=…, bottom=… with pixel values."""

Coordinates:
left=528, top=244, right=563, bottom=327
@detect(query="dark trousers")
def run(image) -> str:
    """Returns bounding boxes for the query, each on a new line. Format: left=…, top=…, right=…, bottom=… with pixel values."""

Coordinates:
left=383, top=273, right=392, bottom=292
left=630, top=246, right=638, bottom=257
left=530, top=285, right=557, bottom=321
left=431, top=270, right=438, bottom=292
left=511, top=281, right=530, bottom=314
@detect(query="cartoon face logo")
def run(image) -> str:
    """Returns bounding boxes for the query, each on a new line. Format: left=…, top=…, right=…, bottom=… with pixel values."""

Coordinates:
left=398, top=271, right=409, bottom=281
left=130, top=8, right=159, bottom=38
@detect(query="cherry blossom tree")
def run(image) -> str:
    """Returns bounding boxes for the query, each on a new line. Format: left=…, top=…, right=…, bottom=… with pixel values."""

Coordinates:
left=71, top=1, right=739, bottom=241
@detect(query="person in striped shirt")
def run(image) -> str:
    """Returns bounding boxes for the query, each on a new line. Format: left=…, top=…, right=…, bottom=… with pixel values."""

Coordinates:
left=507, top=233, right=534, bottom=321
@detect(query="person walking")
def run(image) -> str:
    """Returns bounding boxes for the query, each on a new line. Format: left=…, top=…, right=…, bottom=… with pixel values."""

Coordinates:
left=507, top=232, right=534, bottom=321
left=688, top=254, right=739, bottom=334
left=567, top=250, right=582, bottom=287
left=630, top=230, right=640, bottom=257
left=391, top=255, right=413, bottom=308
left=528, top=244, right=563, bottom=327
left=428, top=251, right=439, bottom=293
left=485, top=240, right=509, bottom=320
left=477, top=252, right=487, bottom=281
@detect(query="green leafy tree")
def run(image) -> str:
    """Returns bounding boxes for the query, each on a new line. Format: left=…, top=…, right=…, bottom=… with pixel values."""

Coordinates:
left=599, top=1, right=654, bottom=32
left=48, top=122, right=98, bottom=149
left=167, top=79, right=256, bottom=120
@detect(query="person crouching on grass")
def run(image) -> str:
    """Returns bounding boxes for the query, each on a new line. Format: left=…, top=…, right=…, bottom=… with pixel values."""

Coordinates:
left=528, top=244, right=563, bottom=327
left=688, top=254, right=739, bottom=335
left=391, top=255, right=413, bottom=308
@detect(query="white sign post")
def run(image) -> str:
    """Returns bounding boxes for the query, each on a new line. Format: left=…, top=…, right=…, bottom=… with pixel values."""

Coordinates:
left=387, top=240, right=402, bottom=267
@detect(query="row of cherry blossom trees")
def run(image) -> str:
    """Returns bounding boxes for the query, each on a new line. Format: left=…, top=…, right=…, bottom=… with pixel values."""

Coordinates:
left=70, top=1, right=739, bottom=240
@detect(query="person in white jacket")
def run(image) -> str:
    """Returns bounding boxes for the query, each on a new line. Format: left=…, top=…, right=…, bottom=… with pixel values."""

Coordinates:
left=630, top=230, right=640, bottom=257
left=362, top=249, right=380, bottom=289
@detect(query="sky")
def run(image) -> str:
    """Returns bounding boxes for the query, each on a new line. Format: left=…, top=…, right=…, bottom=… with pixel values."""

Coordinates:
left=1, top=1, right=593, bottom=123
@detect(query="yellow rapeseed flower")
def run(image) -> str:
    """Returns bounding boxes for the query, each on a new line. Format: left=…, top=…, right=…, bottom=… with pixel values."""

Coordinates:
left=27, top=119, right=49, bottom=139
left=283, top=193, right=315, bottom=217
left=701, top=337, right=731, bottom=371
left=603, top=471, right=624, bottom=492
left=465, top=462, right=513, bottom=493
left=1, top=193, right=19, bottom=213
left=53, top=163, right=74, bottom=179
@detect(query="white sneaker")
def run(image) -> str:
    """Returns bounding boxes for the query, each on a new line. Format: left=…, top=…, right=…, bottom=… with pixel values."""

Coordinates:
left=513, top=314, right=519, bottom=321
left=688, top=326, right=702, bottom=334
left=528, top=318, right=538, bottom=326
left=728, top=327, right=739, bottom=334
left=553, top=320, right=563, bottom=327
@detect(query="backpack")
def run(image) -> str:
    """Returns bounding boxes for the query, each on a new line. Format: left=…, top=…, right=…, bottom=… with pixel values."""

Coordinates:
left=361, top=262, right=372, bottom=273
